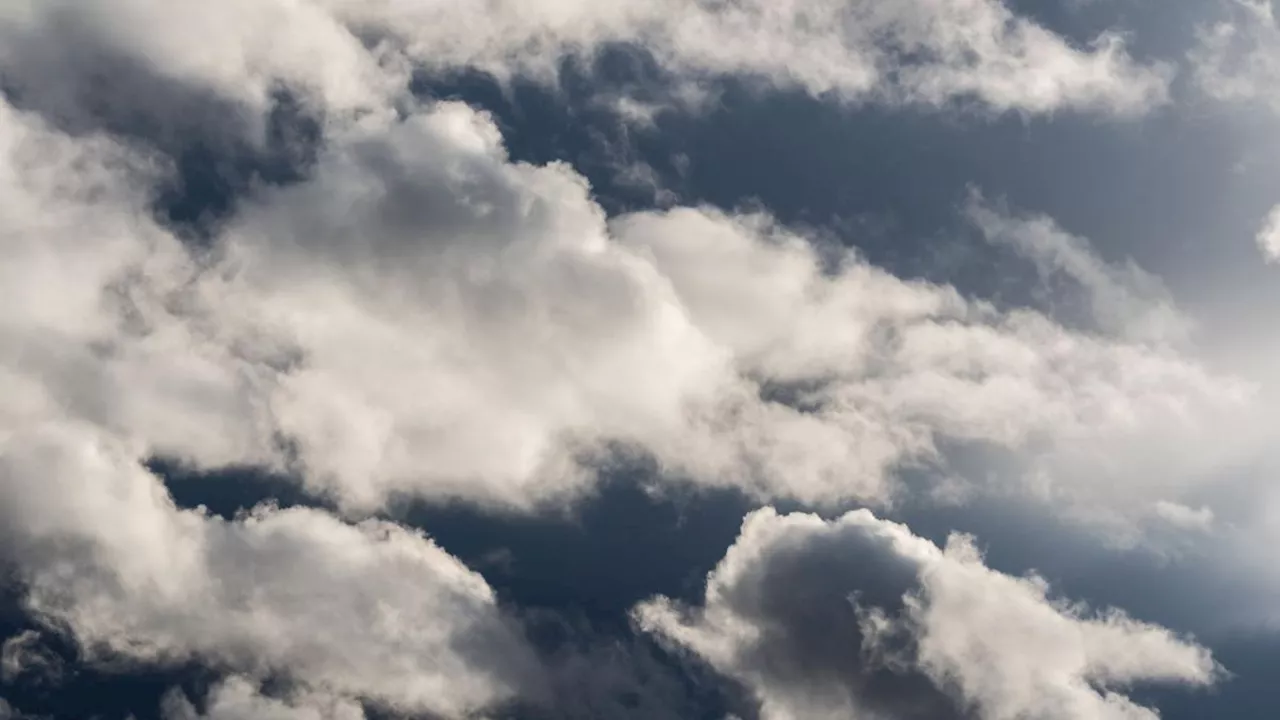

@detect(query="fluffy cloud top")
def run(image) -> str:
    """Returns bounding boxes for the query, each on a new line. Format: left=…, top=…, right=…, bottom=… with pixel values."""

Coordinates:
left=635, top=508, right=1220, bottom=720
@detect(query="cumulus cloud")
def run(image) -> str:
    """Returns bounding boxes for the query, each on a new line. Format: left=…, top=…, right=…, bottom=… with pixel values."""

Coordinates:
left=0, top=104, right=536, bottom=713
left=635, top=508, right=1220, bottom=720
left=137, top=96, right=1241, bottom=518
left=0, top=76, right=1250, bottom=521
left=0, top=423, right=535, bottom=717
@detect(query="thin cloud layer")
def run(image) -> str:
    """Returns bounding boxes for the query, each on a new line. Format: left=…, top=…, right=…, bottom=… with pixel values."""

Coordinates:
left=635, top=508, right=1220, bottom=720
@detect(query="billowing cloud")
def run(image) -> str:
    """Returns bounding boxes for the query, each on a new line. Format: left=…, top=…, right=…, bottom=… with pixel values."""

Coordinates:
left=635, top=508, right=1220, bottom=720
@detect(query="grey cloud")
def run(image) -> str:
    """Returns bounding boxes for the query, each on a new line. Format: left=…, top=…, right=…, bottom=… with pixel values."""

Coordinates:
left=162, top=677, right=365, bottom=720
left=966, top=191, right=1194, bottom=346
left=635, top=508, right=1220, bottom=720
left=0, top=632, right=63, bottom=688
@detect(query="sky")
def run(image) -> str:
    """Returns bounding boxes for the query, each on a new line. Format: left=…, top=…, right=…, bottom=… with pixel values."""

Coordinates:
left=1, top=1, right=1279, bottom=719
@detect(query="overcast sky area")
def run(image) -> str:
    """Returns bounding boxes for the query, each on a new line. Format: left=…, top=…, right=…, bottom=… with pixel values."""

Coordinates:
left=2, top=1, right=1280, bottom=719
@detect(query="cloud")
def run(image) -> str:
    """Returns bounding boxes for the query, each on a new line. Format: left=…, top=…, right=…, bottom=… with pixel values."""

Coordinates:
left=634, top=508, right=1220, bottom=720
left=0, top=0, right=398, bottom=136
left=162, top=677, right=365, bottom=720
left=0, top=422, right=536, bottom=717
left=1153, top=501, right=1215, bottom=533
left=0, top=103, right=536, bottom=712
left=0, top=0, right=1167, bottom=142
left=966, top=191, right=1194, bottom=346
left=0, top=79, right=1250, bottom=523
left=0, top=632, right=63, bottom=687
left=1255, top=203, right=1280, bottom=263
left=326, top=0, right=1170, bottom=116
left=1190, top=0, right=1280, bottom=114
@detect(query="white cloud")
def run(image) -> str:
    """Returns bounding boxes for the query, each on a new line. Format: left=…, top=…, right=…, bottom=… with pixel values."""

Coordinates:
left=1190, top=0, right=1280, bottom=114
left=0, top=0, right=1168, bottom=141
left=324, top=0, right=1170, bottom=115
left=0, top=422, right=534, bottom=717
left=1154, top=501, right=1215, bottom=533
left=0, top=84, right=1250, bottom=520
left=0, top=103, right=535, bottom=714
left=635, top=508, right=1220, bottom=720
left=1255, top=203, right=1280, bottom=263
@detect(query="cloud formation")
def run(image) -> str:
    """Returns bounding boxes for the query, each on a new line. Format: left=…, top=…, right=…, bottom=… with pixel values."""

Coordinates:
left=635, top=508, right=1220, bottom=720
